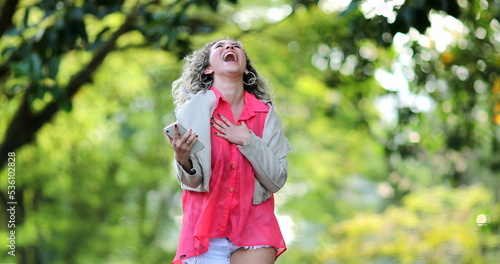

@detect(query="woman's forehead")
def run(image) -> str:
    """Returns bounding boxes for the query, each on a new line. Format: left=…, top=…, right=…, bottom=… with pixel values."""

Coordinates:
left=213, top=39, right=242, bottom=46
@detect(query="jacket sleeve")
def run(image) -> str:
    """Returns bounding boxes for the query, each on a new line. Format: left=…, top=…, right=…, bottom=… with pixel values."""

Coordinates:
left=238, top=132, right=289, bottom=193
left=175, top=154, right=204, bottom=190
left=237, top=108, right=291, bottom=196
left=172, top=90, right=215, bottom=192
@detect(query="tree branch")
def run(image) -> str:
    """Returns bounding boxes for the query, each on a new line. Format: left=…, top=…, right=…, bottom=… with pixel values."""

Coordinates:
left=0, top=12, right=136, bottom=169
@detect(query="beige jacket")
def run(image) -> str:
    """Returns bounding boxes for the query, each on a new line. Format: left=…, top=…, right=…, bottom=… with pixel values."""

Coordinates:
left=174, top=89, right=291, bottom=205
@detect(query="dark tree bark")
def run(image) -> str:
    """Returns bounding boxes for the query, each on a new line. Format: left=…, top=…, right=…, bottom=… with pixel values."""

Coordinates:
left=0, top=12, right=135, bottom=169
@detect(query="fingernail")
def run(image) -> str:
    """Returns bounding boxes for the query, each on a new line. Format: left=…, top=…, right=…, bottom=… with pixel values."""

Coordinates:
left=175, top=124, right=178, bottom=128
left=210, top=122, right=214, bottom=125
left=217, top=113, right=221, bottom=117
left=211, top=117, right=214, bottom=120
left=196, top=135, right=199, bottom=137
left=214, top=132, right=218, bottom=135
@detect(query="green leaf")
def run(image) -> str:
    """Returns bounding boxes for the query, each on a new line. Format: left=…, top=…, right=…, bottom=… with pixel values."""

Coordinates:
left=95, top=27, right=110, bottom=40
left=47, top=85, right=62, bottom=98
left=47, top=56, right=60, bottom=79
left=59, top=97, right=73, bottom=112
left=9, top=62, right=30, bottom=77
left=28, top=52, right=43, bottom=81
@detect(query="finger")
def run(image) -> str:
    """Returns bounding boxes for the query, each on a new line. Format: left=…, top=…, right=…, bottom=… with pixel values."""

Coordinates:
left=239, top=120, right=248, bottom=129
left=212, top=116, right=226, bottom=127
left=173, top=124, right=180, bottom=140
left=189, top=132, right=198, bottom=142
left=211, top=117, right=228, bottom=130
left=211, top=120, right=225, bottom=133
left=216, top=113, right=233, bottom=126
left=185, top=132, right=197, bottom=145
left=180, top=129, right=193, bottom=142
left=214, top=131, right=227, bottom=140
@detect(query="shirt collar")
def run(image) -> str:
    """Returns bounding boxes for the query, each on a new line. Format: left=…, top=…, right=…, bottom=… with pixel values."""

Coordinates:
left=210, top=87, right=268, bottom=121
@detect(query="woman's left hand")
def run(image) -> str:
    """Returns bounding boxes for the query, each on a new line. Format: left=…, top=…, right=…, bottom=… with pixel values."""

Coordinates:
left=212, top=114, right=251, bottom=146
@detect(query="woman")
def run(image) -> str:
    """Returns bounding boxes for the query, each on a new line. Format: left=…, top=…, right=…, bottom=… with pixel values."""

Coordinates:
left=167, top=38, right=291, bottom=264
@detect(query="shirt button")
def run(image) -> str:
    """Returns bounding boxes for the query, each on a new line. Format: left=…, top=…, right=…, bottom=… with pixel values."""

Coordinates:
left=231, top=164, right=237, bottom=169
left=229, top=188, right=234, bottom=192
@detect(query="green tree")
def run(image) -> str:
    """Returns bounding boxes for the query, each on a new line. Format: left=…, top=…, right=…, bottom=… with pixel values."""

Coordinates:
left=320, top=185, right=499, bottom=263
left=335, top=0, right=500, bottom=199
left=259, top=0, right=500, bottom=262
left=0, top=0, right=235, bottom=169
left=2, top=0, right=499, bottom=263
left=0, top=0, right=238, bottom=263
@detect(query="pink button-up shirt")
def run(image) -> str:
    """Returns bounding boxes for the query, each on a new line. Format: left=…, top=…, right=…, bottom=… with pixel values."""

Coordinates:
left=173, top=87, right=286, bottom=263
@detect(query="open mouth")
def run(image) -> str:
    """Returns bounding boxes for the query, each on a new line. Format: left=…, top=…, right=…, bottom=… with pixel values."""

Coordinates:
left=223, top=51, right=238, bottom=62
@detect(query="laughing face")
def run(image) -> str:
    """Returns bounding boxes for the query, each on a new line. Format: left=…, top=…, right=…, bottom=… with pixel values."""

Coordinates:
left=205, top=40, right=247, bottom=77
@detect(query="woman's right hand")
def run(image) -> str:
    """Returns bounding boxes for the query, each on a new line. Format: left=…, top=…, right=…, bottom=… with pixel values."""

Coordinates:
left=168, top=124, right=198, bottom=169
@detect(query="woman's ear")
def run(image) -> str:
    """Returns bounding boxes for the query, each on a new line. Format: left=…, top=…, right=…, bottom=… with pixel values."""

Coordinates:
left=204, top=67, right=214, bottom=75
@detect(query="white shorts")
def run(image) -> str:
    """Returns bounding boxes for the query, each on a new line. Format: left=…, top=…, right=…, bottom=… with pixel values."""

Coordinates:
left=182, top=237, right=272, bottom=264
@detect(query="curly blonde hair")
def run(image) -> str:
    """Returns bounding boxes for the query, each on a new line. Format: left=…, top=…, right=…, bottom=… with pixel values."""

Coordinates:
left=171, top=38, right=272, bottom=107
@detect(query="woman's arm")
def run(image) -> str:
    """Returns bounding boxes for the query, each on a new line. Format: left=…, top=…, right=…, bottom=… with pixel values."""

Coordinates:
left=175, top=156, right=203, bottom=188
left=238, top=131, right=290, bottom=193
left=168, top=123, right=204, bottom=189
left=238, top=109, right=291, bottom=194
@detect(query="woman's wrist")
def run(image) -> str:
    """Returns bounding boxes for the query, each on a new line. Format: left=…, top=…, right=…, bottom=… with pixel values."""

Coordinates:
left=178, top=158, right=190, bottom=167
left=177, top=158, right=195, bottom=174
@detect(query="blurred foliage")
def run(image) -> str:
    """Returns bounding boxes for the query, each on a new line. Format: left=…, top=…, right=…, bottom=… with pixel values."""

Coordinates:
left=0, top=0, right=238, bottom=262
left=0, top=47, right=184, bottom=262
left=1, top=0, right=500, bottom=263
left=319, top=185, right=500, bottom=264
left=0, top=0, right=237, bottom=168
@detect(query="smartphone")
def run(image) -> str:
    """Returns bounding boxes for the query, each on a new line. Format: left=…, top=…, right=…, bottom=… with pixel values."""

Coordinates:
left=164, top=123, right=204, bottom=154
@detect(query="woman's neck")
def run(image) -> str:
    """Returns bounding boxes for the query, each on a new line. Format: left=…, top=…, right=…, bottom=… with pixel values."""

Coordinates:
left=213, top=78, right=244, bottom=106
left=212, top=77, right=245, bottom=121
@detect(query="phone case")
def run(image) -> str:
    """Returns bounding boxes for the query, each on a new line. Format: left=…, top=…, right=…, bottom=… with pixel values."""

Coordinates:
left=164, top=123, right=204, bottom=154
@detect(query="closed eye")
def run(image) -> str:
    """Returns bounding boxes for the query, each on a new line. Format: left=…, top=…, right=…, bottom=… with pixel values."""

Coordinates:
left=213, top=42, right=241, bottom=49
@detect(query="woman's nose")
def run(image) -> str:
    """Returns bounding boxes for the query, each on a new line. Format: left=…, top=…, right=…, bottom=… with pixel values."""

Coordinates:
left=225, top=44, right=234, bottom=49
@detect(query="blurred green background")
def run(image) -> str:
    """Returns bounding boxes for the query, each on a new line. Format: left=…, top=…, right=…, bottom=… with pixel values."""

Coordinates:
left=1, top=0, right=499, bottom=263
